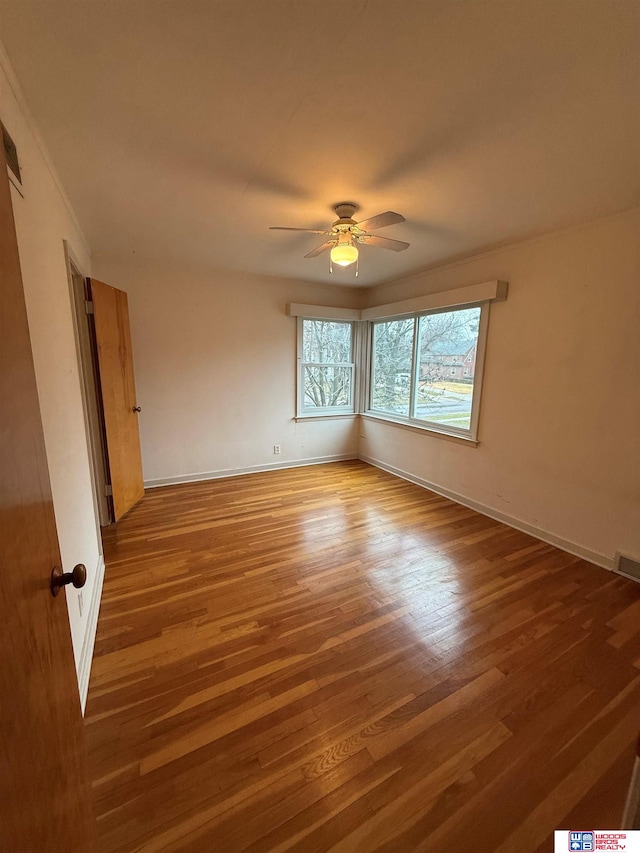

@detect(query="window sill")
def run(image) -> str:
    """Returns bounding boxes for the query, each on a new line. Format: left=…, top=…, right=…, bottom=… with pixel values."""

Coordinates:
left=361, top=413, right=479, bottom=446
left=295, top=413, right=358, bottom=422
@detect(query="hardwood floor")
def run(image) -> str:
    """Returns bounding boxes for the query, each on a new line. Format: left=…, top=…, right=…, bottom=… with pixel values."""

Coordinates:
left=85, top=461, right=640, bottom=852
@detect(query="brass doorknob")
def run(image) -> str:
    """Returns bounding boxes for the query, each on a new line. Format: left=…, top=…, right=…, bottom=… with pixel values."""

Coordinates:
left=132, top=406, right=141, bottom=413
left=51, top=563, right=87, bottom=597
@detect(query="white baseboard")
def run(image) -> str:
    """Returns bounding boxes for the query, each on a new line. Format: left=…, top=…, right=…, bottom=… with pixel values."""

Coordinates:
left=358, top=454, right=616, bottom=572
left=78, top=553, right=105, bottom=715
left=144, top=453, right=359, bottom=489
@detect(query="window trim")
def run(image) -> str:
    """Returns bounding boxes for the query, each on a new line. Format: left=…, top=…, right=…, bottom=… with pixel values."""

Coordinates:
left=360, top=411, right=479, bottom=446
left=297, top=317, right=357, bottom=417
left=365, top=301, right=490, bottom=442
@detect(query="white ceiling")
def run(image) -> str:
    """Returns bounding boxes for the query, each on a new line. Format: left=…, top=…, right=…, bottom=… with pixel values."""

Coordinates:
left=0, top=0, right=638, bottom=287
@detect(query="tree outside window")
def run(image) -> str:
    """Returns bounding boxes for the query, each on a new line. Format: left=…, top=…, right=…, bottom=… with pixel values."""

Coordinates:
left=369, top=306, right=482, bottom=434
left=299, top=319, right=355, bottom=414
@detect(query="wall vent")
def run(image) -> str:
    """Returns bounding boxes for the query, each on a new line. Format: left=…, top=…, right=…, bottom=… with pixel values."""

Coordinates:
left=616, top=553, right=640, bottom=583
left=2, top=121, right=21, bottom=184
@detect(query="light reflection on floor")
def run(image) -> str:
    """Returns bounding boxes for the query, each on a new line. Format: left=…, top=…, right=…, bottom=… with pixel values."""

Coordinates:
left=297, top=497, right=471, bottom=657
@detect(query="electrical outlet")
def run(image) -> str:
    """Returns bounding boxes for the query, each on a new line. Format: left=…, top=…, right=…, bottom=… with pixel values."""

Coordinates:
left=78, top=591, right=84, bottom=618
left=273, top=444, right=281, bottom=455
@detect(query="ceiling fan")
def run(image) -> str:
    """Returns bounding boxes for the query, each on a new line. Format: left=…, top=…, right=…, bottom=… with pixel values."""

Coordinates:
left=269, top=202, right=409, bottom=276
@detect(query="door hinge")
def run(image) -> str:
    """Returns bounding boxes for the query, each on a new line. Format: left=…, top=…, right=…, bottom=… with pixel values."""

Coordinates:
left=2, top=121, right=21, bottom=185
left=85, top=300, right=94, bottom=315
left=105, top=484, right=113, bottom=497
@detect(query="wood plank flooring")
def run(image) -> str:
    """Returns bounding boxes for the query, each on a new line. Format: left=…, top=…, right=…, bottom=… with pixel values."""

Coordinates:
left=85, top=460, right=640, bottom=852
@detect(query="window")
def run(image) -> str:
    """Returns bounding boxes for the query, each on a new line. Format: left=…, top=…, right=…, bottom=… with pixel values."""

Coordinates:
left=291, top=281, right=504, bottom=436
left=368, top=305, right=486, bottom=438
left=298, top=318, right=355, bottom=415
left=370, top=318, right=414, bottom=417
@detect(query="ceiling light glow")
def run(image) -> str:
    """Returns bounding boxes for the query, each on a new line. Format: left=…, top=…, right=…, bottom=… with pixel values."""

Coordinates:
left=330, top=243, right=358, bottom=267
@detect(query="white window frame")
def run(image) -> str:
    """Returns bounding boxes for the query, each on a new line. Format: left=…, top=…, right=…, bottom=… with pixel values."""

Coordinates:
left=365, top=302, right=490, bottom=442
left=297, top=317, right=357, bottom=417
left=289, top=281, right=506, bottom=437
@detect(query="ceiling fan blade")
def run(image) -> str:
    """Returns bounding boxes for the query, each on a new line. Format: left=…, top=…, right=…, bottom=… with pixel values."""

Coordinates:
left=304, top=240, right=335, bottom=258
left=359, top=234, right=410, bottom=252
left=356, top=211, right=405, bottom=231
left=269, top=226, right=330, bottom=234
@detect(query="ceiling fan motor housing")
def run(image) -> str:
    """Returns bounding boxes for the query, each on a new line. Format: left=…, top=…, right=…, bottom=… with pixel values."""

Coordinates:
left=333, top=202, right=359, bottom=221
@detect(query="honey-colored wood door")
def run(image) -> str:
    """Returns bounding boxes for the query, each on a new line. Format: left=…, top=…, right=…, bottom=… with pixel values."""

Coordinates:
left=90, top=279, right=144, bottom=521
left=0, top=143, right=94, bottom=847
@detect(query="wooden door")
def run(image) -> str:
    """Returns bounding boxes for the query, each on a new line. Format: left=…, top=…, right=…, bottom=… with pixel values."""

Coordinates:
left=90, top=279, right=144, bottom=520
left=0, top=142, right=94, bottom=847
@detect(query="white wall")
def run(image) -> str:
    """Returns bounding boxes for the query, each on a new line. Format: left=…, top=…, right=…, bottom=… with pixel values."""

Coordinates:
left=92, top=254, right=362, bottom=484
left=360, top=209, right=640, bottom=568
left=0, top=49, right=102, bottom=708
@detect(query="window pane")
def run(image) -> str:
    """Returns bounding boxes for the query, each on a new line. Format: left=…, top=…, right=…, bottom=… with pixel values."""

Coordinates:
left=303, top=366, right=352, bottom=408
left=302, top=320, right=352, bottom=363
left=371, top=318, right=415, bottom=416
left=414, top=307, right=481, bottom=430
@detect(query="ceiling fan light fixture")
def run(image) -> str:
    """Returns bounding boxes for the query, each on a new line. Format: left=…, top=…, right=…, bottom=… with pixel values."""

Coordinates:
left=270, top=203, right=407, bottom=279
left=330, top=243, right=358, bottom=267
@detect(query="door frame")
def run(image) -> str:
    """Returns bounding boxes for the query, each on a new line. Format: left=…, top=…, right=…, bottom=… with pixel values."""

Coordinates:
left=64, top=241, right=113, bottom=528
